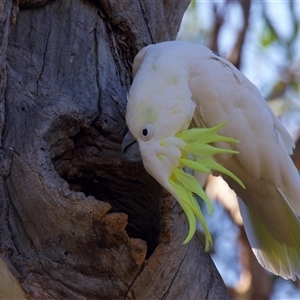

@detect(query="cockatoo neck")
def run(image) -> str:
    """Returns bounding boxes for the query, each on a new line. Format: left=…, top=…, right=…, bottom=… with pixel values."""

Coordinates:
left=138, top=136, right=185, bottom=190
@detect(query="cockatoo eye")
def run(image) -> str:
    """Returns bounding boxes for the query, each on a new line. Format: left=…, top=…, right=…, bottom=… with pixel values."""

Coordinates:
left=140, top=124, right=154, bottom=141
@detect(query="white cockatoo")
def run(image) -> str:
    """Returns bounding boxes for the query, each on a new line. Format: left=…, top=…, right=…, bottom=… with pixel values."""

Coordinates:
left=123, top=41, right=300, bottom=280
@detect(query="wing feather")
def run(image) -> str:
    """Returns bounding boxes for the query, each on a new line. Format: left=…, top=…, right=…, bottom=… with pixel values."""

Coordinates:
left=185, top=44, right=300, bottom=278
left=188, top=50, right=300, bottom=214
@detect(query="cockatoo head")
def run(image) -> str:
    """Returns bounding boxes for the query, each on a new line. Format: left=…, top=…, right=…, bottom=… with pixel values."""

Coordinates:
left=125, top=44, right=244, bottom=249
left=126, top=70, right=195, bottom=189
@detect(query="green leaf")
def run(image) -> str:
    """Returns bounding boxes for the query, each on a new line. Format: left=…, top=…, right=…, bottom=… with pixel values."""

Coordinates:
left=260, top=23, right=278, bottom=48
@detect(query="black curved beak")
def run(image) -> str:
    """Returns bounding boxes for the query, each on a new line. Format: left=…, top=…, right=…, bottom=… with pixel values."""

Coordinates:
left=121, top=131, right=141, bottom=162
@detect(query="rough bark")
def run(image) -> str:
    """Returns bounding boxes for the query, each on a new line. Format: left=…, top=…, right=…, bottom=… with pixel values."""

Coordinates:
left=0, top=0, right=230, bottom=299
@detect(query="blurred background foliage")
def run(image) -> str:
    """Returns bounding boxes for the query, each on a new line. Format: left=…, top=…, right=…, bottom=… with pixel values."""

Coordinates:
left=177, top=1, right=300, bottom=299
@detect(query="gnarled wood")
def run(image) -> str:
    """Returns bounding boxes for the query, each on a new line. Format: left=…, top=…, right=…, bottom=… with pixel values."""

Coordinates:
left=0, top=0, right=230, bottom=298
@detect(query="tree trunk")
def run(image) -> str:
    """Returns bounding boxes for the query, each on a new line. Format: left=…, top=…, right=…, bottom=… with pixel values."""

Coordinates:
left=0, top=1, right=230, bottom=299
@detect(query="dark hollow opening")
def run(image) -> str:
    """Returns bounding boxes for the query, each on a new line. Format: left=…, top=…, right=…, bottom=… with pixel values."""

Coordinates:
left=51, top=126, right=161, bottom=258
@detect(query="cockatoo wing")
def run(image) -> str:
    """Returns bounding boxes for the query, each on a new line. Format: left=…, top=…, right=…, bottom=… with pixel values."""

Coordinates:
left=188, top=48, right=300, bottom=279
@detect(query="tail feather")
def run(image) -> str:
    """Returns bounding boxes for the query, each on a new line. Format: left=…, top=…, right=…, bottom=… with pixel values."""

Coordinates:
left=223, top=156, right=300, bottom=279
left=238, top=198, right=300, bottom=280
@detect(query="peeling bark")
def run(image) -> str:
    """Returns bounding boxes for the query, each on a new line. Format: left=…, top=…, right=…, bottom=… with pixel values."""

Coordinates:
left=0, top=0, right=230, bottom=298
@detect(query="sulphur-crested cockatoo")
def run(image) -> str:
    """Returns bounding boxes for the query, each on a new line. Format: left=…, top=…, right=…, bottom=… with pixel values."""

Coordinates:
left=123, top=41, right=300, bottom=280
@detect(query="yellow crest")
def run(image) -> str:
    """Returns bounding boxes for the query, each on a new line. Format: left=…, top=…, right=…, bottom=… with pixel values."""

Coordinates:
left=169, top=122, right=244, bottom=250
